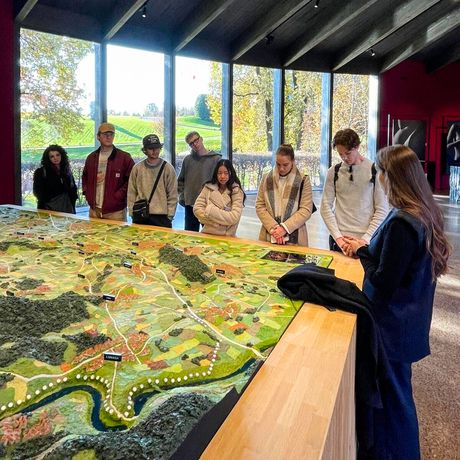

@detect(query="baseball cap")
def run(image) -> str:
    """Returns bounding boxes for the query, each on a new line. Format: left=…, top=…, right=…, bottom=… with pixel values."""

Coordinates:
left=143, top=134, right=163, bottom=148
left=98, top=122, right=115, bottom=134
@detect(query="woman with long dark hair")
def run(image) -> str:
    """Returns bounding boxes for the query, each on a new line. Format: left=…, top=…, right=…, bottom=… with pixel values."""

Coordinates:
left=33, top=144, right=78, bottom=213
left=193, top=159, right=245, bottom=236
left=345, top=145, right=450, bottom=459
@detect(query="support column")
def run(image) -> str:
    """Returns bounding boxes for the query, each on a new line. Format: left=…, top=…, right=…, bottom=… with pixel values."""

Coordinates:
left=222, top=63, right=233, bottom=160
left=94, top=42, right=107, bottom=139
left=320, top=72, right=332, bottom=186
left=272, top=68, right=284, bottom=160
left=164, top=54, right=176, bottom=165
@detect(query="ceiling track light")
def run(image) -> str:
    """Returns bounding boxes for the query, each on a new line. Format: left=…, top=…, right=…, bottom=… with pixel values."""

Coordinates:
left=265, top=34, right=274, bottom=46
left=370, top=48, right=376, bottom=57
left=314, top=0, right=320, bottom=8
left=141, top=2, right=147, bottom=18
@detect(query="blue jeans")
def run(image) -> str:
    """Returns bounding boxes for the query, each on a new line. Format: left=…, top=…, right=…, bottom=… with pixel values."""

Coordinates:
left=184, top=205, right=200, bottom=232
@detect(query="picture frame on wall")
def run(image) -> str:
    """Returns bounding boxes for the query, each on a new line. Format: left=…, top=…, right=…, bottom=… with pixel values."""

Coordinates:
left=446, top=120, right=460, bottom=168
left=391, top=119, right=427, bottom=162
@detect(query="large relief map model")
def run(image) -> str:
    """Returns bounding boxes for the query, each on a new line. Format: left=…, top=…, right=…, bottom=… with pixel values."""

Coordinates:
left=0, top=207, right=332, bottom=459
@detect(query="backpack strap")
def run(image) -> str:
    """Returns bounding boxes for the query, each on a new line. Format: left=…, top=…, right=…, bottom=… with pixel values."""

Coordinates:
left=370, top=162, right=377, bottom=186
left=334, top=161, right=377, bottom=195
left=333, top=162, right=342, bottom=195
left=147, top=160, right=167, bottom=204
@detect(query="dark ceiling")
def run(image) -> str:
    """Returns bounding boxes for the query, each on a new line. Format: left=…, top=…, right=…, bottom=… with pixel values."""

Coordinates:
left=13, top=0, right=460, bottom=75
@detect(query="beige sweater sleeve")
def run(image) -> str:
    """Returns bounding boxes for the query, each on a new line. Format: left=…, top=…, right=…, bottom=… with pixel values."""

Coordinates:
left=193, top=187, right=210, bottom=225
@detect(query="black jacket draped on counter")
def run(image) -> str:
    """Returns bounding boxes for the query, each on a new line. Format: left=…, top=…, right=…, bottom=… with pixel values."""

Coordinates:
left=277, top=263, right=390, bottom=456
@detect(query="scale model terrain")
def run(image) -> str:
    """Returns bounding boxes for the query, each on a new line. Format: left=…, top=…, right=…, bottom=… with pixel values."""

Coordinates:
left=0, top=207, right=332, bottom=459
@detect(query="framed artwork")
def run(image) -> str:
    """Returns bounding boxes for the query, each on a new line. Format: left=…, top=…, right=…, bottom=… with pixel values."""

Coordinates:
left=392, top=119, right=427, bottom=161
left=446, top=120, right=460, bottom=168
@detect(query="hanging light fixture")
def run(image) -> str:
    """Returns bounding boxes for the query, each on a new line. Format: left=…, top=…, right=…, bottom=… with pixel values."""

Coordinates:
left=141, top=2, right=147, bottom=18
left=314, top=0, right=320, bottom=8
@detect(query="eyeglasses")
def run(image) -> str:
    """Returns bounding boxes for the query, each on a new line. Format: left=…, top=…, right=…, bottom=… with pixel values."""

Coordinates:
left=348, top=165, right=353, bottom=182
left=100, top=132, right=115, bottom=137
left=188, top=137, right=200, bottom=147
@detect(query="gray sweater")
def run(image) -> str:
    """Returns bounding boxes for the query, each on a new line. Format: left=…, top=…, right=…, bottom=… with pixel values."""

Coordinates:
left=177, top=151, right=221, bottom=206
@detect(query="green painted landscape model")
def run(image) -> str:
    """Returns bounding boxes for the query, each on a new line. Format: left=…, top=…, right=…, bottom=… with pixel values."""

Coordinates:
left=0, top=207, right=332, bottom=459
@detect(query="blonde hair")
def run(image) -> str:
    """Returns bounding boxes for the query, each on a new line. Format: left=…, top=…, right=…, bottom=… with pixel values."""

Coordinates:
left=376, top=145, right=450, bottom=278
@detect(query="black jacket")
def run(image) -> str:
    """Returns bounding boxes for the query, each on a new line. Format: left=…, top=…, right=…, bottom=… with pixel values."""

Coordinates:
left=33, top=165, right=78, bottom=211
left=277, top=263, right=390, bottom=454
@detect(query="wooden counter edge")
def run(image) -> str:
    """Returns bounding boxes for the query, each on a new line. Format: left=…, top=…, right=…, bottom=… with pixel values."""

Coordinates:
left=201, top=304, right=357, bottom=460
left=3, top=205, right=360, bottom=459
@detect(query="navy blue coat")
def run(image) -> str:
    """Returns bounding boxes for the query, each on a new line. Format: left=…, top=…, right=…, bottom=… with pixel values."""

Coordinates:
left=358, top=208, right=435, bottom=363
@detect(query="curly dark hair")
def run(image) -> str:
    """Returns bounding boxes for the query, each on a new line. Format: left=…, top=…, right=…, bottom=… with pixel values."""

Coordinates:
left=41, top=145, right=71, bottom=174
left=209, top=159, right=246, bottom=204
left=332, top=129, right=361, bottom=150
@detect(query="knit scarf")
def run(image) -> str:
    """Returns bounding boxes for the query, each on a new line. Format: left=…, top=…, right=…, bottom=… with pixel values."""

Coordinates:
left=265, top=166, right=303, bottom=244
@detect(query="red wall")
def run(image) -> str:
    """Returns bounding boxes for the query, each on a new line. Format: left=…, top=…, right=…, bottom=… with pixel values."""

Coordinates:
left=0, top=1, right=16, bottom=204
left=379, top=60, right=460, bottom=191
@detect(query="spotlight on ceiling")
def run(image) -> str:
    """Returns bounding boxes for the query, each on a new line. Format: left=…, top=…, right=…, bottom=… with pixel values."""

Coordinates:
left=265, top=34, right=275, bottom=46
left=370, top=48, right=376, bottom=57
left=314, top=0, right=320, bottom=8
left=141, top=3, right=147, bottom=18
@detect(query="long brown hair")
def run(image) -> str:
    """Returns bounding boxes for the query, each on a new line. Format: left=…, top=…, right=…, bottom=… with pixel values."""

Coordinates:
left=376, top=145, right=450, bottom=278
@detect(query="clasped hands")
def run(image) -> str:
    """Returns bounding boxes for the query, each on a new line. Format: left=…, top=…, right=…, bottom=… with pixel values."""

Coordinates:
left=336, top=236, right=367, bottom=257
left=270, top=224, right=287, bottom=245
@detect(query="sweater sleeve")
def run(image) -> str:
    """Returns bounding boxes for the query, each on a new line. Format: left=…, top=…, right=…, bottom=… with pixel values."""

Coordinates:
left=165, top=166, right=178, bottom=219
left=361, top=175, right=389, bottom=242
left=205, top=187, right=244, bottom=226
left=320, top=167, right=342, bottom=240
left=357, top=218, right=419, bottom=301
left=127, top=167, right=138, bottom=215
left=177, top=157, right=186, bottom=203
left=193, top=188, right=210, bottom=224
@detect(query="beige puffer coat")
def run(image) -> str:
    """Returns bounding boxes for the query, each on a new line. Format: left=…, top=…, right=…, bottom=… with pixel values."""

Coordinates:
left=193, top=183, right=244, bottom=236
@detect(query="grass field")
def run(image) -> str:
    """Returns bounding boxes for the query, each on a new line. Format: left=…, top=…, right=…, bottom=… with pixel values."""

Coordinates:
left=21, top=115, right=222, bottom=163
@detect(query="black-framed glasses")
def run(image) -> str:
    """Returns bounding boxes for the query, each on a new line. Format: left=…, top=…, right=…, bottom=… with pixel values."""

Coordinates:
left=348, top=165, right=353, bottom=182
left=188, top=137, right=200, bottom=147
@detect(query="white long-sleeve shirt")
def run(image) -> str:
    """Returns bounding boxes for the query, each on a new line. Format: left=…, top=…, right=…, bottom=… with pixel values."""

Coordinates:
left=320, top=158, right=389, bottom=242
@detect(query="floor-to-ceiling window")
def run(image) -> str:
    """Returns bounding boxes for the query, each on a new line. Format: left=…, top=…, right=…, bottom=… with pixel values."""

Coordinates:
left=284, top=70, right=325, bottom=187
left=175, top=57, right=223, bottom=175
left=20, top=29, right=96, bottom=208
left=20, top=30, right=378, bottom=214
left=107, top=45, right=164, bottom=164
left=232, top=65, right=274, bottom=192
left=331, top=74, right=378, bottom=164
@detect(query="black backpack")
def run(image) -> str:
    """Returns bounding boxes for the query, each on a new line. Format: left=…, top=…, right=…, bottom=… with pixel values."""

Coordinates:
left=333, top=161, right=377, bottom=195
